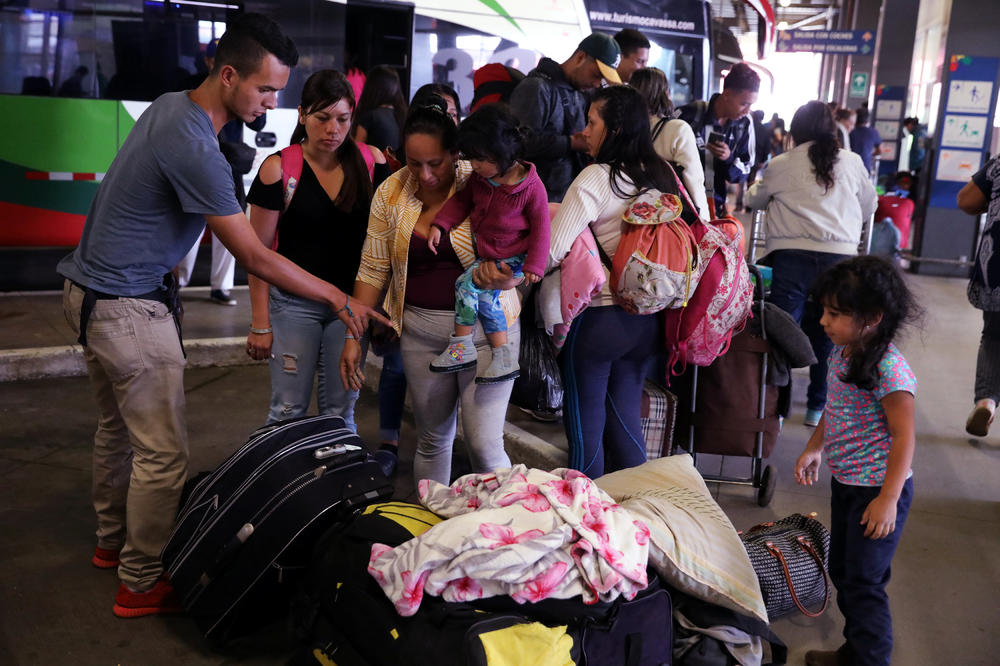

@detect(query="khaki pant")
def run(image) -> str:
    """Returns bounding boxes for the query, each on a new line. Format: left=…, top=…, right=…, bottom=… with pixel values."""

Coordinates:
left=63, top=280, right=188, bottom=591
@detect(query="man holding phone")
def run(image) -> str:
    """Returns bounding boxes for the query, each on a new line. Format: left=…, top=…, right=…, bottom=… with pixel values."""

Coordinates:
left=675, top=62, right=760, bottom=215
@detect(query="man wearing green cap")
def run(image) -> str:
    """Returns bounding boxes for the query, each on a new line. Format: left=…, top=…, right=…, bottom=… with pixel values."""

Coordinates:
left=510, top=33, right=621, bottom=203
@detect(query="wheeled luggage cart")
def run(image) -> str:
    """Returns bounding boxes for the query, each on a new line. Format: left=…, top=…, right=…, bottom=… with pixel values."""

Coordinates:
left=678, top=263, right=779, bottom=506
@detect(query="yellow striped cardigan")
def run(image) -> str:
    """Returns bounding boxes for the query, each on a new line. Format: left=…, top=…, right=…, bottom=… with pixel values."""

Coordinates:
left=356, top=160, right=521, bottom=335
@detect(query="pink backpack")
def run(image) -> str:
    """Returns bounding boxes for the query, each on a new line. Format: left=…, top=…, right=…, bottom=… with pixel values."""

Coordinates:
left=275, top=141, right=375, bottom=249
left=662, top=166, right=753, bottom=373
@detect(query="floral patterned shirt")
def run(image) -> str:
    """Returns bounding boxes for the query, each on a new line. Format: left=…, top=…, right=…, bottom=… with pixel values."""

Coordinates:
left=823, top=344, right=916, bottom=486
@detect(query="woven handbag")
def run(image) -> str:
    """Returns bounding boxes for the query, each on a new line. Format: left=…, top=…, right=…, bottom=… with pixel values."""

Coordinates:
left=740, top=512, right=831, bottom=621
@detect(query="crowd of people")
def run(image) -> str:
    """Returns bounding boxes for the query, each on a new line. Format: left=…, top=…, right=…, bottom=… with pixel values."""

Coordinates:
left=59, top=13, right=966, bottom=666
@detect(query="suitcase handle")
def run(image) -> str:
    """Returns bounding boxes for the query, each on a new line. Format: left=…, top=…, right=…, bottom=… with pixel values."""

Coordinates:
left=199, top=522, right=255, bottom=587
left=314, top=443, right=360, bottom=459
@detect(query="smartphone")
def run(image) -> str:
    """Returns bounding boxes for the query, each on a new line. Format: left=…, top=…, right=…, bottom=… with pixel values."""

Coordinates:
left=708, top=131, right=726, bottom=145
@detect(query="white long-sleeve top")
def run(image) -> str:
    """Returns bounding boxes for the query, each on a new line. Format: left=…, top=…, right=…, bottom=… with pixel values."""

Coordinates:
left=547, top=164, right=632, bottom=307
left=746, top=141, right=877, bottom=256
left=651, top=116, right=710, bottom=220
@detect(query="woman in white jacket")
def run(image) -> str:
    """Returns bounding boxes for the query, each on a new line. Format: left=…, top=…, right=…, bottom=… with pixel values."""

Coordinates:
left=746, top=100, right=877, bottom=427
left=630, top=67, right=710, bottom=220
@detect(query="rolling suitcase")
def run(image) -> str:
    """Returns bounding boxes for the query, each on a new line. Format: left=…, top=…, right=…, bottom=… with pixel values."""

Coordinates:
left=161, top=414, right=393, bottom=640
left=875, top=194, right=914, bottom=249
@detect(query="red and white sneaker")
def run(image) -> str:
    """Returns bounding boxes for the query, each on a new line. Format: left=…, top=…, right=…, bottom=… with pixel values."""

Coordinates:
left=112, top=579, right=183, bottom=618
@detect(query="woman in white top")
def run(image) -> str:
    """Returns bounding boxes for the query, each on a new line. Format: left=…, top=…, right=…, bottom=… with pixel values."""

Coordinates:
left=630, top=67, right=710, bottom=220
left=548, top=85, right=698, bottom=478
left=746, top=100, right=877, bottom=427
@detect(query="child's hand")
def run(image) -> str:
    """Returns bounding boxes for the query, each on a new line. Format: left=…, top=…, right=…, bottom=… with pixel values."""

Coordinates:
left=523, top=271, right=541, bottom=284
left=794, top=449, right=822, bottom=485
left=861, top=494, right=898, bottom=539
left=427, top=226, right=441, bottom=255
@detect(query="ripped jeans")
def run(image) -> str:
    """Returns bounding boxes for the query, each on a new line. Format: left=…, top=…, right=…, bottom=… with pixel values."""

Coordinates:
left=266, top=287, right=360, bottom=429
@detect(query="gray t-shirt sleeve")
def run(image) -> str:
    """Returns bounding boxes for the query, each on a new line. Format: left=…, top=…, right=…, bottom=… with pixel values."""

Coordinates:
left=157, top=134, right=242, bottom=217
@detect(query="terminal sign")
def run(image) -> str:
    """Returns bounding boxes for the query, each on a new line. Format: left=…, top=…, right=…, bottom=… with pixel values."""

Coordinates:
left=776, top=29, right=875, bottom=55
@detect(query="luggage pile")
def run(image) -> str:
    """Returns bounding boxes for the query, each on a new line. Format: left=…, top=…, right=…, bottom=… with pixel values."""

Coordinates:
left=160, top=419, right=790, bottom=664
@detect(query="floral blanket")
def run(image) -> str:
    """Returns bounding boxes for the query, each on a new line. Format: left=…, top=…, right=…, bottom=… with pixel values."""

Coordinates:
left=367, top=465, right=650, bottom=616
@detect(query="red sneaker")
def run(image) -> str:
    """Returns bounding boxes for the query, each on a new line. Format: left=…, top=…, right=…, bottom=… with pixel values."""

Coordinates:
left=92, top=546, right=121, bottom=569
left=112, top=579, right=183, bottom=618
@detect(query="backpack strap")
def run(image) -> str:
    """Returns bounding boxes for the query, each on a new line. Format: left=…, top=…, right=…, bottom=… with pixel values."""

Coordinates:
left=587, top=221, right=614, bottom=272
left=280, top=143, right=304, bottom=213
left=652, top=117, right=669, bottom=142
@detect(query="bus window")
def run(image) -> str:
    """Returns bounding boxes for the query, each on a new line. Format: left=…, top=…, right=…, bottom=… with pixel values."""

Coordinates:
left=411, top=15, right=540, bottom=113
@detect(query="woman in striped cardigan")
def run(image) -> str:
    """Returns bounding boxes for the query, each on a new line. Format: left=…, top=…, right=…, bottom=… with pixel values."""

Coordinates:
left=340, top=96, right=523, bottom=485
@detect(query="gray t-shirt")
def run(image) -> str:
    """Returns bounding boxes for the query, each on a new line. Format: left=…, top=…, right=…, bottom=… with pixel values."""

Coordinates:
left=58, top=91, right=241, bottom=295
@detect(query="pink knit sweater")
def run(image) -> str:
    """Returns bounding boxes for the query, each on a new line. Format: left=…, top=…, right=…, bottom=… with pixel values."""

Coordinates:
left=433, top=161, right=551, bottom=276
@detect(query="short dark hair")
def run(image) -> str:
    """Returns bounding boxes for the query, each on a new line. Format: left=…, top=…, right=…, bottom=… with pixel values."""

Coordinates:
left=456, top=104, right=525, bottom=176
left=212, top=13, right=298, bottom=77
left=614, top=29, right=650, bottom=56
left=835, top=107, right=855, bottom=122
left=723, top=62, right=760, bottom=93
left=855, top=107, right=870, bottom=125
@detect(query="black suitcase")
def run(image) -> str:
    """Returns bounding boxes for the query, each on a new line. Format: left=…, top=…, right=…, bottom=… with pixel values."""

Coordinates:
left=161, top=414, right=393, bottom=640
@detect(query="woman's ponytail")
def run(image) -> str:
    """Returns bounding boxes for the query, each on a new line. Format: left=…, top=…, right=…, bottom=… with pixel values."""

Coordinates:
left=808, top=132, right=840, bottom=192
left=790, top=100, right=841, bottom=193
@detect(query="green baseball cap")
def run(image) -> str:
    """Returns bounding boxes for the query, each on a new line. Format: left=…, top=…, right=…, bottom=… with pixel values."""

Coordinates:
left=577, top=33, right=622, bottom=85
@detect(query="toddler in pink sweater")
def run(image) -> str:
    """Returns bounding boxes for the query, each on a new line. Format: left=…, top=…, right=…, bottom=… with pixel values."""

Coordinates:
left=428, top=104, right=550, bottom=383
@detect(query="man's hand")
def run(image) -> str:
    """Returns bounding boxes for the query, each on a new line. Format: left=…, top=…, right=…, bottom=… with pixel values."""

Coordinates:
left=570, top=132, right=589, bottom=153
left=335, top=295, right=391, bottom=339
left=706, top=140, right=731, bottom=161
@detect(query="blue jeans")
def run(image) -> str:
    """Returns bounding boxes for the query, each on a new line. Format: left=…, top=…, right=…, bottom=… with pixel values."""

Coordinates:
left=266, top=287, right=360, bottom=429
left=830, top=477, right=913, bottom=666
left=560, top=305, right=659, bottom=478
left=378, top=344, right=407, bottom=442
left=766, top=249, right=850, bottom=412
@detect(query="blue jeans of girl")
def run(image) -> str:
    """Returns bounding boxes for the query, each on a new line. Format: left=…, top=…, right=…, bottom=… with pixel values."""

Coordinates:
left=266, top=287, right=360, bottom=430
left=830, top=477, right=913, bottom=666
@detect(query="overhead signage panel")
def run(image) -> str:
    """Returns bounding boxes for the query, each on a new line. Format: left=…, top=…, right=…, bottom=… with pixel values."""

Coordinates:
left=776, top=29, right=875, bottom=55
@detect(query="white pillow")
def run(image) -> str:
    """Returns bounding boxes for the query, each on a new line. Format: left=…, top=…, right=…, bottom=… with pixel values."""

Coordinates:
left=595, top=454, right=768, bottom=623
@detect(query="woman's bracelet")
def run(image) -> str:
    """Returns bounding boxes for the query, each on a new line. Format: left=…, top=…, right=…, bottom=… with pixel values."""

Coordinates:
left=249, top=326, right=273, bottom=335
left=345, top=333, right=366, bottom=342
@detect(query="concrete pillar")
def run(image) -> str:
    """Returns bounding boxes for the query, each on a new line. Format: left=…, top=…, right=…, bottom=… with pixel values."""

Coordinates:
left=873, top=0, right=918, bottom=93
left=839, top=0, right=881, bottom=108
left=915, top=0, right=1000, bottom=276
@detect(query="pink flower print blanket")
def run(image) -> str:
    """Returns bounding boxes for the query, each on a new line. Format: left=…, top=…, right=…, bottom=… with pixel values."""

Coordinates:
left=367, top=465, right=650, bottom=616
